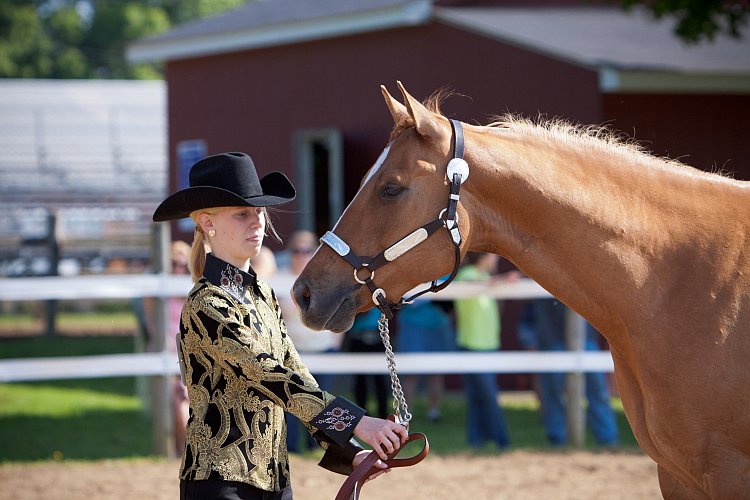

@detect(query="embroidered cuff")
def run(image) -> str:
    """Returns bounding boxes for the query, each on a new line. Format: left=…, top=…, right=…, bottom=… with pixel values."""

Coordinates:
left=310, top=396, right=366, bottom=447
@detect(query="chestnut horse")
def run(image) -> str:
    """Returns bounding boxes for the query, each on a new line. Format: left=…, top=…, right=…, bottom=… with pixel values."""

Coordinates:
left=293, top=82, right=750, bottom=498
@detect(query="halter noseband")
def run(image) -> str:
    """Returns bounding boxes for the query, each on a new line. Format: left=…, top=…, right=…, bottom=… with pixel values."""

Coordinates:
left=320, top=119, right=469, bottom=319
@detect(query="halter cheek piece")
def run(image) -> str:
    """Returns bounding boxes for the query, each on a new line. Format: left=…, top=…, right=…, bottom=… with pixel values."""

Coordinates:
left=320, top=119, right=469, bottom=319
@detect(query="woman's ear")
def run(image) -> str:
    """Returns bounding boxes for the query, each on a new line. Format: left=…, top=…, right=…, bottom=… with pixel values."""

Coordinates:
left=196, top=212, right=213, bottom=234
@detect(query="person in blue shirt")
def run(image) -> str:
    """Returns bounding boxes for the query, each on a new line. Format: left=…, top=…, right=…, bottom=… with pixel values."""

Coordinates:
left=395, top=299, right=454, bottom=422
left=343, top=308, right=390, bottom=418
left=517, top=299, right=619, bottom=447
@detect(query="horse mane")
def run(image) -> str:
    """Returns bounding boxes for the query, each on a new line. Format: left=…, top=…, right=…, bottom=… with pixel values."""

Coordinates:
left=391, top=91, right=729, bottom=178
left=487, top=114, right=733, bottom=177
left=391, top=90, right=647, bottom=159
left=489, top=114, right=641, bottom=150
left=487, top=113, right=657, bottom=165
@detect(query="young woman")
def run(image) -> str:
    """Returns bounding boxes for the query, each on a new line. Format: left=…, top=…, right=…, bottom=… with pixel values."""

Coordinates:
left=153, top=152, right=407, bottom=500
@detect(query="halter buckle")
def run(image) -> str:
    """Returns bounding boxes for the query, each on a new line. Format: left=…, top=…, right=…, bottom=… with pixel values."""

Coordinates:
left=372, top=288, right=386, bottom=306
left=439, top=208, right=458, bottom=228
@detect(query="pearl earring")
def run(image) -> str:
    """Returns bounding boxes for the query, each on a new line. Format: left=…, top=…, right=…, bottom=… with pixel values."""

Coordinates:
left=208, top=230, right=215, bottom=237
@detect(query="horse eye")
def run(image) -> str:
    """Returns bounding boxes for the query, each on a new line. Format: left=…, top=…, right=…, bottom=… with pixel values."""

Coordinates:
left=380, top=184, right=405, bottom=199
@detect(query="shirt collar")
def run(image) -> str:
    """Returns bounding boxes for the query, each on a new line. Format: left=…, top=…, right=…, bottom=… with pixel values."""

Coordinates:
left=203, top=253, right=264, bottom=302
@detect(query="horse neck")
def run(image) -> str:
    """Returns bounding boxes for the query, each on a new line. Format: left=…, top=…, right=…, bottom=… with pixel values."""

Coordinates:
left=461, top=124, right=746, bottom=337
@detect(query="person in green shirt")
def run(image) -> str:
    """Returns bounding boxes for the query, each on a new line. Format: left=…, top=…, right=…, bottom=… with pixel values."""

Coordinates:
left=455, top=252, right=519, bottom=449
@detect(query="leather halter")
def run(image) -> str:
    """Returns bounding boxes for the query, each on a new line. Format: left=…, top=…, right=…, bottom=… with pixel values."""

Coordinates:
left=320, top=119, right=468, bottom=319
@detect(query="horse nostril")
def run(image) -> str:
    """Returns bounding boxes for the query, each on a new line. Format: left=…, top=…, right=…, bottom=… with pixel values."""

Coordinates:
left=292, top=279, right=311, bottom=313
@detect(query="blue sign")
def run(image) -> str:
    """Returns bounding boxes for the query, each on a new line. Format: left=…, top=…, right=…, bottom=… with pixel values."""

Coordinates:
left=176, top=140, right=207, bottom=232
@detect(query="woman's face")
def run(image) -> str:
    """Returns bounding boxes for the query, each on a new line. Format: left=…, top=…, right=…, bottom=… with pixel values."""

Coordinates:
left=203, top=206, right=266, bottom=267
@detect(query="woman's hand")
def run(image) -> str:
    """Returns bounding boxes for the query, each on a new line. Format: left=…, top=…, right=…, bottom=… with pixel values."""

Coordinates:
left=353, top=415, right=408, bottom=460
left=352, top=450, right=390, bottom=482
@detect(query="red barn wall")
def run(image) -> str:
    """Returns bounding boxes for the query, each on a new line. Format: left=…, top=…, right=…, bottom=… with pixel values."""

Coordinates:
left=165, top=21, right=601, bottom=245
left=603, top=94, right=750, bottom=180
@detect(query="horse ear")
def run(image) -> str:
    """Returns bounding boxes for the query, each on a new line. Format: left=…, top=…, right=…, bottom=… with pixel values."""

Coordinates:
left=381, top=84, right=408, bottom=123
left=397, top=81, right=444, bottom=141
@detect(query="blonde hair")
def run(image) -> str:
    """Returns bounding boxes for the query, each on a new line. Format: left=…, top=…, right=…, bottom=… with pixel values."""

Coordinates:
left=189, top=221, right=209, bottom=282
left=187, top=206, right=280, bottom=282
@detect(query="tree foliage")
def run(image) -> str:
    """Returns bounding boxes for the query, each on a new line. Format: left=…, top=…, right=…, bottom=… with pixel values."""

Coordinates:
left=0, top=0, right=248, bottom=79
left=0, top=0, right=746, bottom=79
left=621, top=1, right=749, bottom=43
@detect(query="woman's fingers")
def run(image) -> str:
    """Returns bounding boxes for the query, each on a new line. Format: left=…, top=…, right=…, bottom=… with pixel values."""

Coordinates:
left=378, top=426, right=407, bottom=457
left=353, top=415, right=409, bottom=460
left=395, top=422, right=409, bottom=443
left=353, top=449, right=392, bottom=483
left=352, top=450, right=391, bottom=483
left=376, top=439, right=391, bottom=459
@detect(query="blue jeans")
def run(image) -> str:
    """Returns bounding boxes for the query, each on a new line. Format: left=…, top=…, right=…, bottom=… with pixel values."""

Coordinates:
left=463, top=371, right=511, bottom=448
left=539, top=343, right=619, bottom=446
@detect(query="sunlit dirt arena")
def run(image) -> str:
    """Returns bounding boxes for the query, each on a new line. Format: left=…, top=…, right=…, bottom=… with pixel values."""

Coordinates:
left=2, top=450, right=661, bottom=499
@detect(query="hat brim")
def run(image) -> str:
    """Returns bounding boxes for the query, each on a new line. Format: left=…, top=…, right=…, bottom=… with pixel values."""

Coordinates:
left=153, top=171, right=295, bottom=222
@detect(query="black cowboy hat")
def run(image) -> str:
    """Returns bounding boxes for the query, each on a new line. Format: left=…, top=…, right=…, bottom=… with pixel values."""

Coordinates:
left=152, top=152, right=295, bottom=222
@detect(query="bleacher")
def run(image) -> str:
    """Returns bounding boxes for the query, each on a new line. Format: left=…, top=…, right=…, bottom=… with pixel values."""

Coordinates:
left=0, top=80, right=167, bottom=272
left=0, top=79, right=166, bottom=199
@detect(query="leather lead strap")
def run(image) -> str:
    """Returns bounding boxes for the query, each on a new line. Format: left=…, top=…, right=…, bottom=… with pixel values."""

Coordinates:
left=334, top=432, right=429, bottom=500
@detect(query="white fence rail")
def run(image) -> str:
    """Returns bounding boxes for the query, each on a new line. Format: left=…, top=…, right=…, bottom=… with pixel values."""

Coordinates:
left=0, top=274, right=613, bottom=381
left=0, top=350, right=614, bottom=383
left=0, top=272, right=551, bottom=302
left=0, top=272, right=612, bottom=451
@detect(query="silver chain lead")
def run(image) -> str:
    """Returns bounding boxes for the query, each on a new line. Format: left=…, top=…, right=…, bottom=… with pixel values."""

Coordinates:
left=378, top=312, right=412, bottom=427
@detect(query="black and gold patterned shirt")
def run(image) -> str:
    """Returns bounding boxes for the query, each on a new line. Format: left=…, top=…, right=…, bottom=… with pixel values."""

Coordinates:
left=178, top=253, right=365, bottom=491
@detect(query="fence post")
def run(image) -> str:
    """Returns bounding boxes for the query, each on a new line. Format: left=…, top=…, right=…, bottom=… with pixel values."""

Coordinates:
left=150, top=222, right=174, bottom=456
left=44, top=212, right=59, bottom=336
left=565, top=308, right=586, bottom=447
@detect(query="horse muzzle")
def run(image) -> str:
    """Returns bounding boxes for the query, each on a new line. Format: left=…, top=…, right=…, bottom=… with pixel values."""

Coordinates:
left=292, top=275, right=361, bottom=333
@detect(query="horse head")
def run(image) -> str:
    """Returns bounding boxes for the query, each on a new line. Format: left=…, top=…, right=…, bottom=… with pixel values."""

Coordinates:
left=293, top=82, right=470, bottom=332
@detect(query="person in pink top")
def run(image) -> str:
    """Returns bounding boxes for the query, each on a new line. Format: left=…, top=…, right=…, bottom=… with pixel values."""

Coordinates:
left=168, top=240, right=191, bottom=456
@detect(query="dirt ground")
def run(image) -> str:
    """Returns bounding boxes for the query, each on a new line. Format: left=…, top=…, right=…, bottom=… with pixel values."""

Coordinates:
left=1, top=450, right=661, bottom=499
